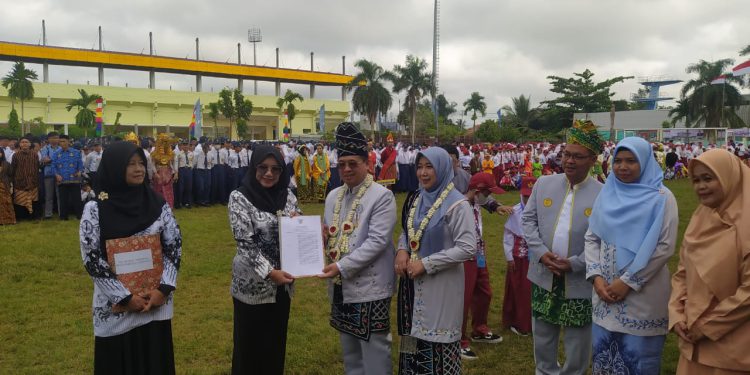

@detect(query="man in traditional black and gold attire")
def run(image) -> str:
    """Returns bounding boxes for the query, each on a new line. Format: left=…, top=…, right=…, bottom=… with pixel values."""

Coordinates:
left=319, top=122, right=397, bottom=374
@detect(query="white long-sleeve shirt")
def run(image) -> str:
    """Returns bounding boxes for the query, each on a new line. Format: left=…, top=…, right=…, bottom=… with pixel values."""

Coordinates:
left=84, top=151, right=102, bottom=174
left=193, top=147, right=212, bottom=170
left=228, top=150, right=240, bottom=169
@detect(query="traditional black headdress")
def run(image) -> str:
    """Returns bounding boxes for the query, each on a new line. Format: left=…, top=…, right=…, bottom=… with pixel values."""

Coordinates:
left=335, top=122, right=368, bottom=158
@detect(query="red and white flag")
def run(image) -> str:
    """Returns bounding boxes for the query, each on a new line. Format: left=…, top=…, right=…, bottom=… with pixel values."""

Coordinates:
left=710, top=74, right=728, bottom=85
left=732, top=59, right=750, bottom=77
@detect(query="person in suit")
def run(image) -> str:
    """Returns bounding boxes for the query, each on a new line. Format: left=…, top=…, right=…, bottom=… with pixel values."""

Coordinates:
left=522, top=120, right=605, bottom=375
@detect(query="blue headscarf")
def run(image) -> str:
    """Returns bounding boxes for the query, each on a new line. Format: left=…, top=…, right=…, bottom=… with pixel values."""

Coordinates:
left=414, top=148, right=465, bottom=235
left=588, top=137, right=667, bottom=275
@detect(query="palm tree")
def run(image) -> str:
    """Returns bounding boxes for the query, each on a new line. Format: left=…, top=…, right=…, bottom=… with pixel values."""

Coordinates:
left=463, top=92, right=487, bottom=142
left=680, top=59, right=745, bottom=128
left=208, top=102, right=220, bottom=138
left=346, top=59, right=392, bottom=141
left=112, top=112, right=123, bottom=134
left=455, top=118, right=467, bottom=129
left=65, top=89, right=102, bottom=137
left=501, top=94, right=535, bottom=128
left=276, top=89, right=304, bottom=137
left=386, top=55, right=432, bottom=144
left=668, top=99, right=692, bottom=128
left=2, top=62, right=38, bottom=134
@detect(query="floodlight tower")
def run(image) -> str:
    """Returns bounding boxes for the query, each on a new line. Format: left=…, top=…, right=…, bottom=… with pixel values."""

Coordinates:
left=432, top=0, right=440, bottom=142
left=248, top=27, right=262, bottom=95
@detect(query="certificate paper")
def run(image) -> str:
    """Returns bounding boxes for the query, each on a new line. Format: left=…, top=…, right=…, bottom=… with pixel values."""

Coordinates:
left=279, top=215, right=325, bottom=278
left=114, top=249, right=154, bottom=274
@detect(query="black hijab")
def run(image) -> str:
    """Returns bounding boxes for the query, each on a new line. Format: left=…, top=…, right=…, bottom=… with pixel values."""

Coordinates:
left=237, top=145, right=290, bottom=214
left=94, top=141, right=165, bottom=241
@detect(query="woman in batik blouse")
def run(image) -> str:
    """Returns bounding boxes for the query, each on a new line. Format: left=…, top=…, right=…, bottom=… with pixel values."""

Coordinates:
left=228, top=144, right=300, bottom=375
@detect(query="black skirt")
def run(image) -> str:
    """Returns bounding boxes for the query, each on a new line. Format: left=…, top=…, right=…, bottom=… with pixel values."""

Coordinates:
left=94, top=319, right=175, bottom=375
left=232, top=287, right=291, bottom=375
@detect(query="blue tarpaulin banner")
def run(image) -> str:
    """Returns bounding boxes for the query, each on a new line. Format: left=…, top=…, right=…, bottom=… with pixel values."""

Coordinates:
left=319, top=104, right=325, bottom=133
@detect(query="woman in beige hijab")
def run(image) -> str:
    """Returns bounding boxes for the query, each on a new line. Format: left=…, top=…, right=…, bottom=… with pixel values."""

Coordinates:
left=668, top=149, right=750, bottom=374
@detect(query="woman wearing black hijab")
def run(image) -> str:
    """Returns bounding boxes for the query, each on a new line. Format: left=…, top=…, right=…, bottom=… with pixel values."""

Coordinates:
left=228, top=144, right=300, bottom=375
left=80, top=141, right=182, bottom=375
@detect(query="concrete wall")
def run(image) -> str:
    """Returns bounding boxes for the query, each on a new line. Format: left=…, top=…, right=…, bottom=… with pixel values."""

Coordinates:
left=0, top=82, right=350, bottom=139
left=575, top=105, right=750, bottom=131
left=574, top=109, right=684, bottom=130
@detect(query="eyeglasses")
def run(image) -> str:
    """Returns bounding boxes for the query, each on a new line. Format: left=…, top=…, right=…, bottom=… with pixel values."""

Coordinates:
left=562, top=152, right=591, bottom=161
left=337, top=160, right=364, bottom=170
left=256, top=164, right=283, bottom=175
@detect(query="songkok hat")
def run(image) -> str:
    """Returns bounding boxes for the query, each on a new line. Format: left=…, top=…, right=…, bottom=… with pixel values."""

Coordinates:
left=568, top=119, right=604, bottom=155
left=335, top=122, right=368, bottom=158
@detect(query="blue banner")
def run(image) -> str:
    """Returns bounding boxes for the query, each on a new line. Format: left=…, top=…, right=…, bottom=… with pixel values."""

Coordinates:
left=195, top=99, right=202, bottom=138
left=319, top=104, right=325, bottom=133
left=189, top=99, right=202, bottom=139
left=497, top=108, right=502, bottom=127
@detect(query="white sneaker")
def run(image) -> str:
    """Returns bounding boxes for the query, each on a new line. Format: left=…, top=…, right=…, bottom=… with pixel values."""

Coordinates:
left=460, top=347, right=479, bottom=360
left=470, top=332, right=503, bottom=344
left=510, top=326, right=529, bottom=336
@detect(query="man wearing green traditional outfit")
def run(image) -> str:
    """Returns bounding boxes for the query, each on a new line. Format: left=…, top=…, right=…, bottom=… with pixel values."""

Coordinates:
left=522, top=119, right=604, bottom=375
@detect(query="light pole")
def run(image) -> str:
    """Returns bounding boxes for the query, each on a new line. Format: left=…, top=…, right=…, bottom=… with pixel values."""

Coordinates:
left=248, top=27, right=262, bottom=95
left=432, top=0, right=440, bottom=143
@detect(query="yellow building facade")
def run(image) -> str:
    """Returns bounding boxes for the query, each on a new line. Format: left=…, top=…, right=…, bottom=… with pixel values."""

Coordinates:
left=0, top=82, right=350, bottom=139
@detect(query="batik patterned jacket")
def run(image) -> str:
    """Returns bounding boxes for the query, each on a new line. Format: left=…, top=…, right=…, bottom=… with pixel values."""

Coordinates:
left=228, top=189, right=300, bottom=305
left=80, top=202, right=182, bottom=337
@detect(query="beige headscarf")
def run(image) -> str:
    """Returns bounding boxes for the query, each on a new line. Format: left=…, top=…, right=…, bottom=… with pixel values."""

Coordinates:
left=685, top=149, right=750, bottom=304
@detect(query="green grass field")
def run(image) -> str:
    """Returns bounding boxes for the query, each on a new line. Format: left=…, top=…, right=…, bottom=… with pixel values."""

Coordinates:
left=0, top=179, right=699, bottom=374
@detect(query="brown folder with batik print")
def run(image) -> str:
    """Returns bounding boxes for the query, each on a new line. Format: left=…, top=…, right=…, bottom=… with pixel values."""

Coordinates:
left=105, top=233, right=163, bottom=312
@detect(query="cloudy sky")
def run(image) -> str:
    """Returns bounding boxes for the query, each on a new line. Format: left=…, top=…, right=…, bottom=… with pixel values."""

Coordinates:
left=2, top=0, right=748, bottom=123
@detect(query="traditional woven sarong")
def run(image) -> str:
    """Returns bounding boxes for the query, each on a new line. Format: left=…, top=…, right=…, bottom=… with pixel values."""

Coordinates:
left=14, top=188, right=38, bottom=214
left=329, top=284, right=390, bottom=341
left=0, top=181, right=15, bottom=224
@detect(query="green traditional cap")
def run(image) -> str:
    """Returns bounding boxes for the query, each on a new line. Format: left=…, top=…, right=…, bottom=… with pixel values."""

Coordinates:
left=568, top=119, right=604, bottom=154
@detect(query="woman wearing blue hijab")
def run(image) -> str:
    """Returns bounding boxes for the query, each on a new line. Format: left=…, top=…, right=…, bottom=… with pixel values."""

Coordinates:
left=584, top=137, right=678, bottom=374
left=394, top=147, right=476, bottom=375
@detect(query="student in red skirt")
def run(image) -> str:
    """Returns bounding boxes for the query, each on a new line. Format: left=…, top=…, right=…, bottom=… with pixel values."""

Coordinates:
left=502, top=176, right=536, bottom=336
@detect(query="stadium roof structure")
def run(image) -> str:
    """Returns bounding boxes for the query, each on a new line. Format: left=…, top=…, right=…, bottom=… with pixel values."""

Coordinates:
left=0, top=41, right=353, bottom=86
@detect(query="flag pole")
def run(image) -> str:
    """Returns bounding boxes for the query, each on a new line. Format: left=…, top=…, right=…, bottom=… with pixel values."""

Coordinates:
left=721, top=81, right=725, bottom=127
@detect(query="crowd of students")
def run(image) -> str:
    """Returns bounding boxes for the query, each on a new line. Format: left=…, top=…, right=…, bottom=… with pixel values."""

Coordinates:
left=2, top=128, right=748, bottom=227
left=2, top=122, right=749, bottom=374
